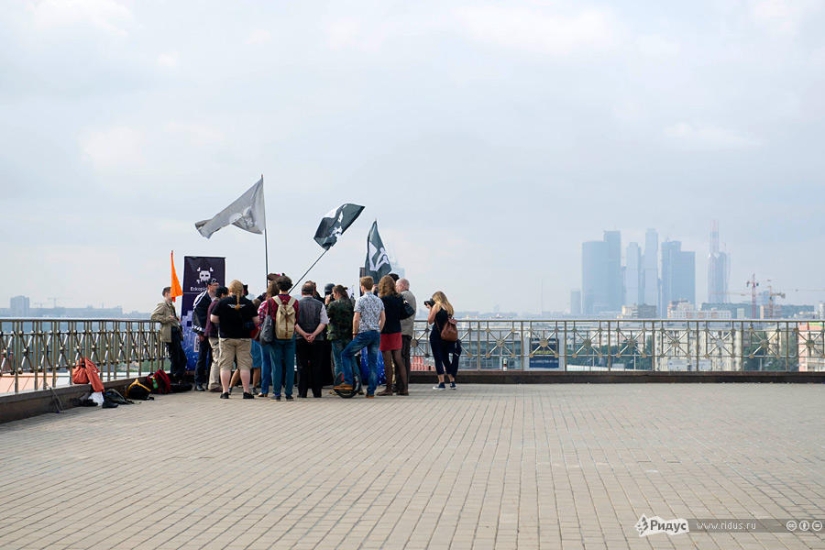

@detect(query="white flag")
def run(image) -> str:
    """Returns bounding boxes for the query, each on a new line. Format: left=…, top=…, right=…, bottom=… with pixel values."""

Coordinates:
left=195, top=178, right=266, bottom=239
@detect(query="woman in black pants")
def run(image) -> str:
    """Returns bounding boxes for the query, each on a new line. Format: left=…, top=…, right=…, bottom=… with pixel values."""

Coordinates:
left=426, top=291, right=458, bottom=390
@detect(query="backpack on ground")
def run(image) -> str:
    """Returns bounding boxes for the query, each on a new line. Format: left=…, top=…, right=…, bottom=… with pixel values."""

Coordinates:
left=126, top=378, right=154, bottom=400
left=275, top=296, right=297, bottom=340
left=259, top=298, right=276, bottom=344
left=153, top=369, right=172, bottom=394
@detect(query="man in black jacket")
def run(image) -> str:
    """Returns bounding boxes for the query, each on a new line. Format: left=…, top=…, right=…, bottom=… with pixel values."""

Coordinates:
left=192, top=278, right=219, bottom=391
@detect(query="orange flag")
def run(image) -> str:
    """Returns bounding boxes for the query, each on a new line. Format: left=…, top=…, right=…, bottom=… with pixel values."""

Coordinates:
left=170, top=251, right=183, bottom=302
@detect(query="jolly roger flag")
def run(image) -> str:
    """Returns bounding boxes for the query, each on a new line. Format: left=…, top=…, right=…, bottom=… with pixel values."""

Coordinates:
left=313, top=203, right=365, bottom=250
left=365, top=220, right=392, bottom=282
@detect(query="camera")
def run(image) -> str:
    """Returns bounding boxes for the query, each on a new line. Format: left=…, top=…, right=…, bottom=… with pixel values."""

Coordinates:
left=424, top=299, right=434, bottom=308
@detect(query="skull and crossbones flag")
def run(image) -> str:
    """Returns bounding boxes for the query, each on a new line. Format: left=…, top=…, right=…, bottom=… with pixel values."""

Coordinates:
left=313, top=203, right=365, bottom=250
left=365, top=220, right=392, bottom=282
left=195, top=177, right=266, bottom=239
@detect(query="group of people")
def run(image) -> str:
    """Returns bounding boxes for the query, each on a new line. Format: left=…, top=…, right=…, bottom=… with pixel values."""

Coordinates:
left=152, top=272, right=461, bottom=400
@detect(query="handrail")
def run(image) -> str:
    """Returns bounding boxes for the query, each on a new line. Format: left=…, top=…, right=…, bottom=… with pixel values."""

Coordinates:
left=2, top=317, right=823, bottom=394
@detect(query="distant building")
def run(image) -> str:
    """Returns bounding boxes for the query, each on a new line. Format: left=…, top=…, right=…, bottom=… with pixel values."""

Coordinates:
left=582, top=232, right=623, bottom=315
left=570, top=290, right=582, bottom=316
left=669, top=301, right=731, bottom=319
left=582, top=240, right=609, bottom=315
left=624, top=242, right=642, bottom=306
left=620, top=304, right=657, bottom=319
left=604, top=231, right=623, bottom=312
left=642, top=229, right=659, bottom=310
left=660, top=240, right=695, bottom=316
left=10, top=296, right=30, bottom=317
left=707, top=220, right=729, bottom=303
left=797, top=322, right=825, bottom=372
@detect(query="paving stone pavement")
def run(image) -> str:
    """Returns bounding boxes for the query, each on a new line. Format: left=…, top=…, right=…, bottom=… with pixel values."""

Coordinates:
left=0, top=384, right=823, bottom=550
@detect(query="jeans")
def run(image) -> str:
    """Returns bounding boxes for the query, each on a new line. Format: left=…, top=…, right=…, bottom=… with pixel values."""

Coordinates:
left=331, top=338, right=352, bottom=383
left=264, top=337, right=295, bottom=397
left=342, top=330, right=380, bottom=395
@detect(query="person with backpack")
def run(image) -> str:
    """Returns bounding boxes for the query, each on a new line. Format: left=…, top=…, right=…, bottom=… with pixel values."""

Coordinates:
left=210, top=279, right=259, bottom=399
left=257, top=275, right=298, bottom=401
left=426, top=291, right=459, bottom=390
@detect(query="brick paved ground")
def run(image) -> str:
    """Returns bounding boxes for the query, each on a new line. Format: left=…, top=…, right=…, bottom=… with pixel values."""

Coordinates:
left=0, top=384, right=823, bottom=550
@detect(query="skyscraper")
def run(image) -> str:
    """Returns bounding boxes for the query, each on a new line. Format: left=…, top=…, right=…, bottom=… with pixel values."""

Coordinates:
left=661, top=240, right=696, bottom=315
left=570, top=290, right=582, bottom=316
left=625, top=242, right=642, bottom=306
left=642, top=229, right=659, bottom=308
left=582, top=232, right=623, bottom=314
left=582, top=240, right=609, bottom=314
left=604, top=231, right=623, bottom=311
left=707, top=220, right=729, bottom=304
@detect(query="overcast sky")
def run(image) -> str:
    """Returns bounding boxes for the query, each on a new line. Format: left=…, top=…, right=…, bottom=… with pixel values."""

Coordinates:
left=1, top=0, right=824, bottom=315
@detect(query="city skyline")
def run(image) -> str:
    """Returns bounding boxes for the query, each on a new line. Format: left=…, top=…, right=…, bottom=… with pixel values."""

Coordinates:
left=1, top=1, right=824, bottom=315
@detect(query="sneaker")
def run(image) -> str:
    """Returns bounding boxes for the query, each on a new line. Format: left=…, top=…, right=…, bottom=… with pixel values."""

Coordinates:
left=285, top=395, right=294, bottom=401
left=257, top=392, right=268, bottom=398
left=220, top=392, right=229, bottom=399
left=450, top=382, right=457, bottom=390
left=433, top=383, right=446, bottom=391
left=243, top=392, right=255, bottom=399
left=274, top=395, right=281, bottom=401
left=195, top=384, right=206, bottom=392
left=208, top=384, right=222, bottom=393
left=365, top=394, right=374, bottom=399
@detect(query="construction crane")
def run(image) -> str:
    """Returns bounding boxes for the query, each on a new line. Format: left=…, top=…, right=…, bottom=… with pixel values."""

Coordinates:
left=746, top=274, right=759, bottom=318
left=742, top=276, right=785, bottom=319
left=764, top=280, right=785, bottom=320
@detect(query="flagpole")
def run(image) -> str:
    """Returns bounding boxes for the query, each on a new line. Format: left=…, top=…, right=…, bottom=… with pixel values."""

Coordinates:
left=290, top=248, right=329, bottom=294
left=262, top=174, right=269, bottom=276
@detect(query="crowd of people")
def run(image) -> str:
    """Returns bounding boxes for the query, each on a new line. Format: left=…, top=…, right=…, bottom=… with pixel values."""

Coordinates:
left=151, top=273, right=462, bottom=400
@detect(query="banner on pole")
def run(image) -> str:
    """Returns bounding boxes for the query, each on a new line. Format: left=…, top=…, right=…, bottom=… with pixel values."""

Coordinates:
left=181, top=256, right=226, bottom=370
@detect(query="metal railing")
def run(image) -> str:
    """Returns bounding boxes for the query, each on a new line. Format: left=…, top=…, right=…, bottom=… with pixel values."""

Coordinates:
left=410, top=319, right=825, bottom=373
left=2, top=318, right=823, bottom=394
left=0, top=319, right=163, bottom=394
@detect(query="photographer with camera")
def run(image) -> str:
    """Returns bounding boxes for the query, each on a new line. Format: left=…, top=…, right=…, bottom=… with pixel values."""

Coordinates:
left=426, top=291, right=458, bottom=390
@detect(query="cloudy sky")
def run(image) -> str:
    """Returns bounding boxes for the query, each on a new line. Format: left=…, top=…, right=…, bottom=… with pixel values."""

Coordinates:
left=1, top=0, right=824, bottom=315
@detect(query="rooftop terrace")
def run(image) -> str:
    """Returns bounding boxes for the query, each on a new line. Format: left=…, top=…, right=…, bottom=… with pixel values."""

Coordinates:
left=0, top=383, right=823, bottom=549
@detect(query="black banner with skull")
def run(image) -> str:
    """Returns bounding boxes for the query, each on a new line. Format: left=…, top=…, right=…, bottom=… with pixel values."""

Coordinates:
left=181, top=256, right=226, bottom=370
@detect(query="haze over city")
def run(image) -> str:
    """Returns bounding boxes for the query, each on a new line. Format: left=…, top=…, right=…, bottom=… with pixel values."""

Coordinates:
left=2, top=0, right=824, bottom=315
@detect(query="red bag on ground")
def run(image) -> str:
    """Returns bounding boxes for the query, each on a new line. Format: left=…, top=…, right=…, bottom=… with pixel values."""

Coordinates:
left=153, top=369, right=172, bottom=394
left=72, top=358, right=105, bottom=393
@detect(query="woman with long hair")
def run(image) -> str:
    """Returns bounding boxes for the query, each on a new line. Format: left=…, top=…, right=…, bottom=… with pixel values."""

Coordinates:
left=377, top=275, right=407, bottom=396
left=426, top=290, right=458, bottom=390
